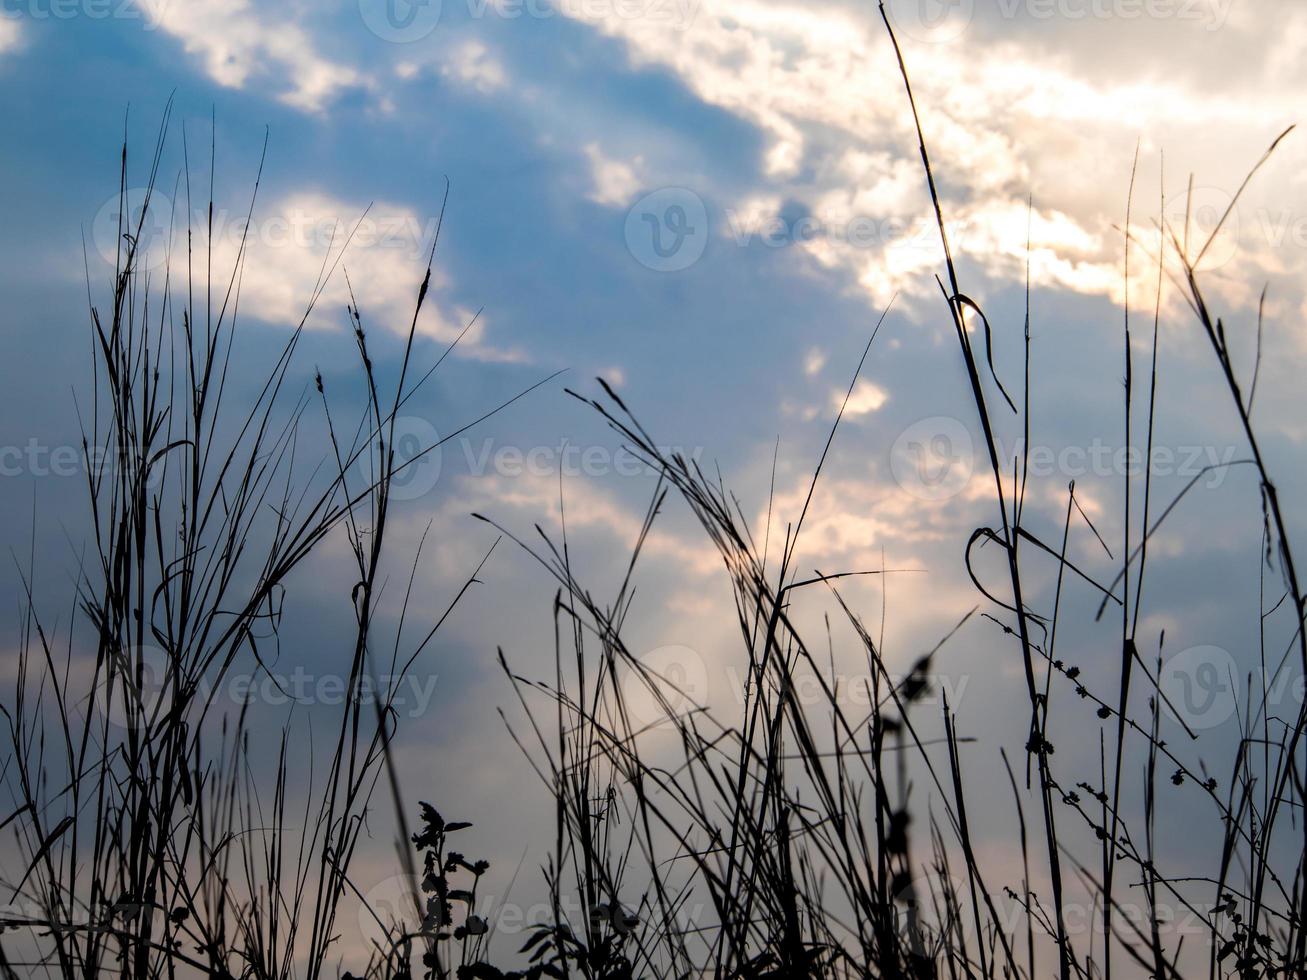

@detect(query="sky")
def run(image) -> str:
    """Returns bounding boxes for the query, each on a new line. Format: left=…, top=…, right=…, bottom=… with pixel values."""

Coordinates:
left=1, top=0, right=1306, bottom=972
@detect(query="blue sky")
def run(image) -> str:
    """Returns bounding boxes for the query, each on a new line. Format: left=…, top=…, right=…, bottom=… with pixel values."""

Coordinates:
left=2, top=0, right=1306, bottom=969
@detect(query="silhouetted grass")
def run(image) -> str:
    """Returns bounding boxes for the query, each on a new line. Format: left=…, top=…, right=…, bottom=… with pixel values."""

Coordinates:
left=0, top=102, right=549, bottom=979
left=468, top=10, right=1307, bottom=979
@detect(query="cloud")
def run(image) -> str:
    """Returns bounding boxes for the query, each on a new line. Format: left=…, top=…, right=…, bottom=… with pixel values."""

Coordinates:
left=123, top=0, right=1307, bottom=330
left=125, top=191, right=525, bottom=362
left=441, top=40, right=509, bottom=94
left=150, top=0, right=365, bottom=112
left=583, top=143, right=643, bottom=207
left=838, top=379, right=888, bottom=417
left=0, top=19, right=20, bottom=56
left=550, top=0, right=1307, bottom=318
left=127, top=0, right=1303, bottom=336
left=410, top=468, right=723, bottom=580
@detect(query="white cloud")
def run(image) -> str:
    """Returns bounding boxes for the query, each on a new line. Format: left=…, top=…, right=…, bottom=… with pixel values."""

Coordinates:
left=441, top=40, right=508, bottom=94
left=151, top=0, right=364, bottom=112
left=427, top=470, right=722, bottom=577
left=150, top=192, right=524, bottom=363
left=838, top=380, right=888, bottom=417
left=755, top=463, right=984, bottom=629
left=388, top=41, right=508, bottom=97
left=583, top=144, right=643, bottom=207
left=552, top=0, right=1307, bottom=317
left=0, top=18, right=21, bottom=55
